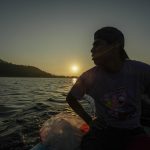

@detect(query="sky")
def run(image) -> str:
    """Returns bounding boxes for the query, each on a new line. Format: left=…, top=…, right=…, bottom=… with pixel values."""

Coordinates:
left=0, top=0, right=150, bottom=76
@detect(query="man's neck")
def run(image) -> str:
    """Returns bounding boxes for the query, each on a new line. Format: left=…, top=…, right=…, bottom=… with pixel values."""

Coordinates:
left=103, top=58, right=124, bottom=73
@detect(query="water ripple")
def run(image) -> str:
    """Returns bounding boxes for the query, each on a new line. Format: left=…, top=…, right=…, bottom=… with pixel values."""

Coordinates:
left=0, top=77, right=85, bottom=149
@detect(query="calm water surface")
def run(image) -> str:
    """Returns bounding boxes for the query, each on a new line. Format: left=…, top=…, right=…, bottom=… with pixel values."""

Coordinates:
left=0, top=77, right=92, bottom=150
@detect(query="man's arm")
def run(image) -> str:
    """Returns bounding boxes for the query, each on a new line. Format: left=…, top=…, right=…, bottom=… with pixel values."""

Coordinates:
left=66, top=93, right=92, bottom=125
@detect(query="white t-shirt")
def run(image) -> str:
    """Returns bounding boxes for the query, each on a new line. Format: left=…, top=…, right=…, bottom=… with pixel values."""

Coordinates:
left=68, top=60, right=150, bottom=129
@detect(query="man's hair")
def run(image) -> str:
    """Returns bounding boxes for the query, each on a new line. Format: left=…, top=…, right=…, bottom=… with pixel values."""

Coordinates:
left=94, top=26, right=129, bottom=60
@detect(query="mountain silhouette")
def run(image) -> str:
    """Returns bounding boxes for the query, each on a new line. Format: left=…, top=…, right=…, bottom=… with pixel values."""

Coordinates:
left=0, top=59, right=58, bottom=77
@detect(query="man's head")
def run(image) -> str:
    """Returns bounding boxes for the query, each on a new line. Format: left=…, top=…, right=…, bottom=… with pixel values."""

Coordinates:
left=91, top=27, right=128, bottom=72
left=94, top=26, right=125, bottom=48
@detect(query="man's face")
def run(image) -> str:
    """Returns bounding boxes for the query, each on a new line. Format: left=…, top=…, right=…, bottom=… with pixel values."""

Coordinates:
left=91, top=39, right=115, bottom=66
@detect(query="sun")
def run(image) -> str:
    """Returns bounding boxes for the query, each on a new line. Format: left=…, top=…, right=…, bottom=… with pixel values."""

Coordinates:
left=71, top=65, right=79, bottom=73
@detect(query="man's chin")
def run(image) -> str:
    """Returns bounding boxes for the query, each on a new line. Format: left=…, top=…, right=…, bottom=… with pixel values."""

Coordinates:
left=93, top=60, right=113, bottom=72
left=93, top=59, right=102, bottom=66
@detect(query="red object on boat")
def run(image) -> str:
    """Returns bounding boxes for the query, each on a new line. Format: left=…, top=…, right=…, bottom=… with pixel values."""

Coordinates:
left=80, top=123, right=90, bottom=133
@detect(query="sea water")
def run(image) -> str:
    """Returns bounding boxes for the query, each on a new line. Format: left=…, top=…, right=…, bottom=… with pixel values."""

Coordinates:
left=0, top=77, right=93, bottom=150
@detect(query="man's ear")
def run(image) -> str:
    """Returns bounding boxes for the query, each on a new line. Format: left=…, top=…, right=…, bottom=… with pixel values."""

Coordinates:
left=114, top=42, right=121, bottom=48
left=108, top=42, right=121, bottom=52
left=110, top=43, right=122, bottom=55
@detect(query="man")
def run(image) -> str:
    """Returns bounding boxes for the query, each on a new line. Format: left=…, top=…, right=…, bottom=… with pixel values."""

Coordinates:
left=66, top=27, right=150, bottom=150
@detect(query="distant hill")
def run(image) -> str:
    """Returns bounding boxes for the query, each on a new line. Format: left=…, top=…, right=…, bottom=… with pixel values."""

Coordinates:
left=0, top=59, right=59, bottom=77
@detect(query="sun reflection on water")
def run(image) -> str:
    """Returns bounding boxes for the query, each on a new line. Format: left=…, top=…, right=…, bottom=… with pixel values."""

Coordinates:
left=72, top=78, right=77, bottom=85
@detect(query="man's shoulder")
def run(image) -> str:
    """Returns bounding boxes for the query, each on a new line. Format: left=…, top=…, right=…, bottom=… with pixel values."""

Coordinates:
left=77, top=66, right=99, bottom=83
left=81, top=66, right=98, bottom=77
left=126, top=59, right=150, bottom=70
left=124, top=59, right=150, bottom=76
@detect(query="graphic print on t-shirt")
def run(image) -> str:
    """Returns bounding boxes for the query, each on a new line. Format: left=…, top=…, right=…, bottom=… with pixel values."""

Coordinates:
left=102, top=87, right=136, bottom=120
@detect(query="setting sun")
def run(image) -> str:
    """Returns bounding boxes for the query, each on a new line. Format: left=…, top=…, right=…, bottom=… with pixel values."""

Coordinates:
left=71, top=65, right=79, bottom=73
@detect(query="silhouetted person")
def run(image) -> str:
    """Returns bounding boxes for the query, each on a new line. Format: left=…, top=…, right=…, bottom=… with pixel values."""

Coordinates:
left=66, top=27, right=150, bottom=150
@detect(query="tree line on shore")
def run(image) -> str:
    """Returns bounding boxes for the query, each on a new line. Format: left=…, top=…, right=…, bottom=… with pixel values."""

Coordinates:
left=0, top=59, right=75, bottom=78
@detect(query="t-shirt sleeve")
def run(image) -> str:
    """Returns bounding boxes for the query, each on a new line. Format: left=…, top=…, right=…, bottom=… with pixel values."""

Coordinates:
left=68, top=74, right=87, bottom=100
left=140, top=63, right=150, bottom=98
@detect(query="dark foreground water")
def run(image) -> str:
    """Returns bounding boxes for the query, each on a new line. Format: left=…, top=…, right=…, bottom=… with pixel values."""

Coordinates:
left=0, top=77, right=94, bottom=150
